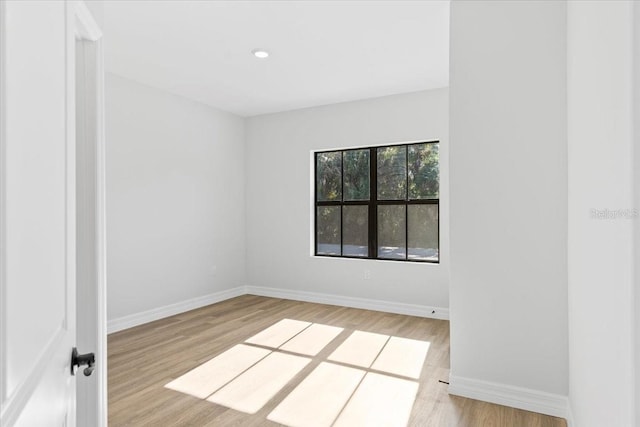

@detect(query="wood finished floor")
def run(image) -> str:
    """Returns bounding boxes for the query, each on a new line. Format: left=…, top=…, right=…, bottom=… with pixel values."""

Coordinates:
left=108, top=295, right=567, bottom=427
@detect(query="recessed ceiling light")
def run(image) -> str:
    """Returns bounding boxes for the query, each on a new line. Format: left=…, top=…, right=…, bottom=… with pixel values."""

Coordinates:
left=251, top=49, right=269, bottom=59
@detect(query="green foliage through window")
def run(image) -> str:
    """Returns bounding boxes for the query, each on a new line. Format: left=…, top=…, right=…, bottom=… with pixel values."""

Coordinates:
left=316, top=152, right=342, bottom=201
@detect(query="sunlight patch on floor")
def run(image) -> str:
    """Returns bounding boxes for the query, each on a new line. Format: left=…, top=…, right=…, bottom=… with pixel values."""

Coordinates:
left=371, top=336, right=431, bottom=379
left=333, top=372, right=419, bottom=427
left=280, top=323, right=344, bottom=356
left=267, top=362, right=366, bottom=427
left=164, top=344, right=270, bottom=398
left=327, top=330, right=389, bottom=368
left=207, top=352, right=311, bottom=414
left=245, top=318, right=311, bottom=348
left=164, top=318, right=430, bottom=426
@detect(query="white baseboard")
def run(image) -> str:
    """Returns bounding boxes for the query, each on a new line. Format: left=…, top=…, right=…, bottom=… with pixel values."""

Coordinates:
left=448, top=374, right=570, bottom=420
left=107, top=286, right=245, bottom=334
left=244, top=285, right=449, bottom=320
left=565, top=402, right=574, bottom=427
left=108, top=285, right=448, bottom=333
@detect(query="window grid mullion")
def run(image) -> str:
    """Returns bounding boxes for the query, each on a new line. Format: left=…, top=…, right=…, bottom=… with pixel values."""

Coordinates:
left=369, top=147, right=377, bottom=259
left=405, top=145, right=409, bottom=261
left=340, top=152, right=344, bottom=256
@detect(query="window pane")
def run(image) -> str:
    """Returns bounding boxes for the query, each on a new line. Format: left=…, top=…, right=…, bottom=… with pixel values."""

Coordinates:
left=408, top=143, right=439, bottom=199
left=377, top=146, right=407, bottom=200
left=316, top=152, right=342, bottom=201
left=377, top=205, right=406, bottom=259
left=343, top=206, right=368, bottom=257
left=317, top=207, right=341, bottom=255
left=408, top=205, right=439, bottom=261
left=343, top=150, right=370, bottom=201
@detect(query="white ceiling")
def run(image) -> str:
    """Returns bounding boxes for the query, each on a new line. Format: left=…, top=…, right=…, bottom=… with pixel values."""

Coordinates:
left=103, top=1, right=449, bottom=117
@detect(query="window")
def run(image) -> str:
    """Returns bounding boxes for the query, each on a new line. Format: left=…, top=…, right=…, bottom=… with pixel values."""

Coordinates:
left=315, top=141, right=439, bottom=263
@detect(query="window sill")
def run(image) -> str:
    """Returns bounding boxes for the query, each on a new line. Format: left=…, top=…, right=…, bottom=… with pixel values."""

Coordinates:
left=311, top=254, right=439, bottom=265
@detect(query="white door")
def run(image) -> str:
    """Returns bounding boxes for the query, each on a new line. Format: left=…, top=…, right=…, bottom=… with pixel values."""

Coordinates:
left=0, top=1, right=99, bottom=426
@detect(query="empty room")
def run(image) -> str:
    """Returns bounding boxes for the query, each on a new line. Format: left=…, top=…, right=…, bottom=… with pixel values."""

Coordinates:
left=1, top=1, right=638, bottom=427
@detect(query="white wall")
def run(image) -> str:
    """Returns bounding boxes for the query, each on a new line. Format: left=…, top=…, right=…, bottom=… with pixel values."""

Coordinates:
left=84, top=0, right=104, bottom=29
left=448, top=0, right=568, bottom=413
left=567, top=2, right=636, bottom=426
left=636, top=5, right=640, bottom=424
left=106, top=73, right=246, bottom=322
left=245, top=89, right=450, bottom=315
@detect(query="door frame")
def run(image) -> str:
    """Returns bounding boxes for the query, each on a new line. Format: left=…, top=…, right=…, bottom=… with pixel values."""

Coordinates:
left=0, top=0, right=7, bottom=416
left=73, top=2, right=107, bottom=426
